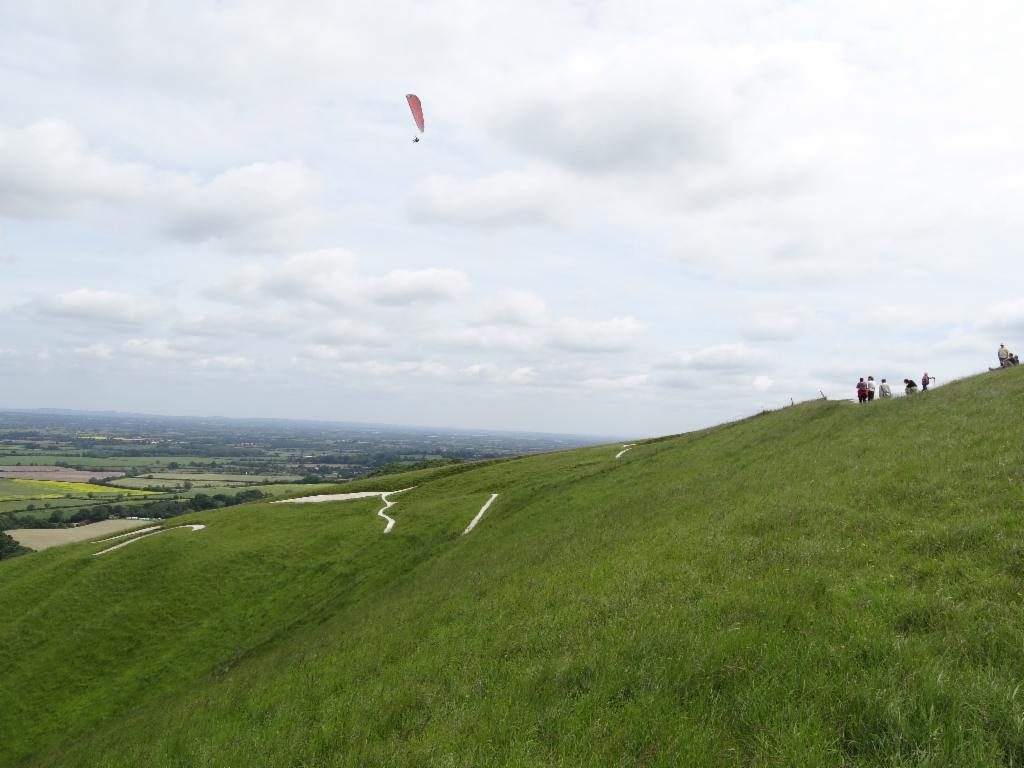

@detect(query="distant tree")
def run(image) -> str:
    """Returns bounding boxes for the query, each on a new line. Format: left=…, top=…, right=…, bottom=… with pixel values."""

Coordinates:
left=191, top=494, right=217, bottom=511
left=233, top=489, right=266, bottom=504
left=0, top=531, right=28, bottom=560
left=183, top=480, right=193, bottom=491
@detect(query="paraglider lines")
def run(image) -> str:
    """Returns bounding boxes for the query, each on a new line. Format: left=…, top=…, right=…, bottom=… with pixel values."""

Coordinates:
left=463, top=494, right=498, bottom=535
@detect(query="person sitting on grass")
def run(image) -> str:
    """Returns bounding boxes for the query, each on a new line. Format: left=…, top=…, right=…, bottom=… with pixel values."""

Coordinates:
left=904, top=378, right=918, bottom=395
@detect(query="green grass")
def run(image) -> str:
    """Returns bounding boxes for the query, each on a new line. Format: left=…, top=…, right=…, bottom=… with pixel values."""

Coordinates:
left=3, top=369, right=1024, bottom=766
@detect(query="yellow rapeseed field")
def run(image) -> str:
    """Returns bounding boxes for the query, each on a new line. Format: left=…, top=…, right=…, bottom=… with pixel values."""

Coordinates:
left=0, top=479, right=154, bottom=500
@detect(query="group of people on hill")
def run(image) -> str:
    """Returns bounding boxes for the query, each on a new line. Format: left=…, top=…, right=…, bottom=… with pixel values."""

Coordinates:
left=855, top=344, right=1018, bottom=403
left=996, top=344, right=1020, bottom=368
left=856, top=373, right=932, bottom=402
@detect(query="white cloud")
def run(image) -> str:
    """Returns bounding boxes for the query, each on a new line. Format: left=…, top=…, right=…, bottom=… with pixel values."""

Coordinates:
left=981, top=299, right=1024, bottom=334
left=461, top=363, right=537, bottom=385
left=28, top=288, right=160, bottom=329
left=208, top=253, right=468, bottom=309
left=860, top=306, right=935, bottom=331
left=366, top=269, right=470, bottom=305
left=312, top=319, right=390, bottom=347
left=752, top=375, right=773, bottom=392
left=935, top=327, right=995, bottom=355
left=122, top=338, right=179, bottom=359
left=482, top=290, right=549, bottom=327
left=73, top=342, right=114, bottom=359
left=409, top=169, right=569, bottom=228
left=550, top=316, right=645, bottom=353
left=430, top=326, right=536, bottom=352
left=739, top=309, right=811, bottom=341
left=664, top=343, right=767, bottom=371
left=494, top=38, right=733, bottom=175
left=193, top=355, right=254, bottom=370
left=299, top=344, right=345, bottom=362
left=582, top=374, right=648, bottom=390
left=336, top=360, right=451, bottom=378
left=0, top=120, right=323, bottom=250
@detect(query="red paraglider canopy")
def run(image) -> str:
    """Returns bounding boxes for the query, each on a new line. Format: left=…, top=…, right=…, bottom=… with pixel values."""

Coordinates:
left=406, top=94, right=425, bottom=134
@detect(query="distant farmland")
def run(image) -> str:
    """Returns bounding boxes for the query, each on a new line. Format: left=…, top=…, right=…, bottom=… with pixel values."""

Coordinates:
left=0, top=466, right=125, bottom=482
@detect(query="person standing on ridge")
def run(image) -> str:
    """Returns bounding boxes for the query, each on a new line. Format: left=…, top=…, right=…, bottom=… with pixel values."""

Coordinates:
left=856, top=377, right=868, bottom=403
left=922, top=372, right=932, bottom=391
left=867, top=376, right=876, bottom=401
left=879, top=378, right=892, bottom=398
left=998, top=344, right=1010, bottom=367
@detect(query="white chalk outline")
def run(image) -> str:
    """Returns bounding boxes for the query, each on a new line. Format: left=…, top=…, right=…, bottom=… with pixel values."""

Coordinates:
left=463, top=493, right=498, bottom=535
left=271, top=491, right=388, bottom=504
left=615, top=444, right=636, bottom=459
left=93, top=525, right=206, bottom=556
left=273, top=487, right=416, bottom=534
left=92, top=526, right=161, bottom=543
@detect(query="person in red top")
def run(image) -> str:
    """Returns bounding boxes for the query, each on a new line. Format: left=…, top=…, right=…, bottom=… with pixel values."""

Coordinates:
left=856, top=378, right=868, bottom=403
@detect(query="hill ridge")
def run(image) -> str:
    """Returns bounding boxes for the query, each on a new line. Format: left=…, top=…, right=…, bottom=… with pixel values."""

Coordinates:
left=2, top=367, right=1023, bottom=767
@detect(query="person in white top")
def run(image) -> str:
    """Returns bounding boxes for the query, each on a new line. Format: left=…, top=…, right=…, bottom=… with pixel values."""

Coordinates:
left=867, top=376, right=876, bottom=401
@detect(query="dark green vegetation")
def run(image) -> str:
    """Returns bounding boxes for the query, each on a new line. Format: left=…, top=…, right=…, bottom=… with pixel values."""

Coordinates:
left=2, top=369, right=1024, bottom=766
left=0, top=531, right=27, bottom=560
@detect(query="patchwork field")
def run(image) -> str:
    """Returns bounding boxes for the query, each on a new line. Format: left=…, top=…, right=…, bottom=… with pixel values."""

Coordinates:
left=0, top=455, right=240, bottom=469
left=0, top=466, right=125, bottom=482
left=146, top=473, right=304, bottom=482
left=6, top=519, right=156, bottom=551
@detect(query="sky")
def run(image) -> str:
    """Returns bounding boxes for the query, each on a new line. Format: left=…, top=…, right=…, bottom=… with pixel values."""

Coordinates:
left=2, top=1, right=1023, bottom=437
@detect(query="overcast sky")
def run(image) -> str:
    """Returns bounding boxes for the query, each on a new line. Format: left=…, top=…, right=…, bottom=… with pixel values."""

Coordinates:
left=2, top=1, right=1023, bottom=436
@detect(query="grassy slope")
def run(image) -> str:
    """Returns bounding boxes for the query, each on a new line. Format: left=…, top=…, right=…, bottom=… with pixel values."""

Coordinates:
left=2, top=369, right=1024, bottom=767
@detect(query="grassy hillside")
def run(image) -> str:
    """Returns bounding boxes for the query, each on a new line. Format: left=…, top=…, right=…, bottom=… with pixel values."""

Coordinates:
left=2, top=368, right=1024, bottom=767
